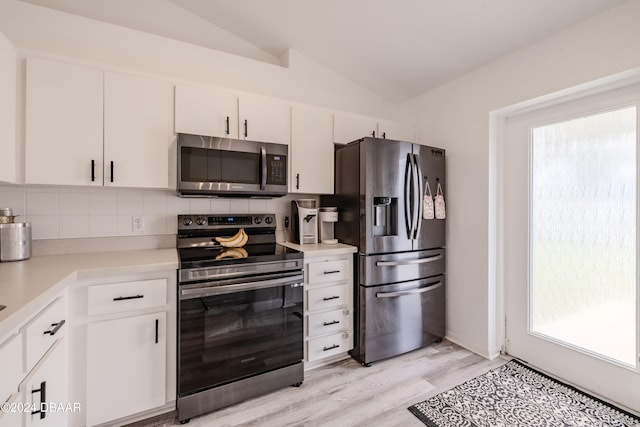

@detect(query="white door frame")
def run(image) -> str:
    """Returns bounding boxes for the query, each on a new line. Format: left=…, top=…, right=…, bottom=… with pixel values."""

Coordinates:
left=490, top=68, right=640, bottom=413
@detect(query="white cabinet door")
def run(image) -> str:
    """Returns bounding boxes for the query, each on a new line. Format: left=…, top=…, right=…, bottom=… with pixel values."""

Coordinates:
left=333, top=111, right=377, bottom=144
left=25, top=57, right=103, bottom=186
left=290, top=104, right=333, bottom=194
left=238, top=94, right=290, bottom=144
left=0, top=392, right=22, bottom=427
left=378, top=120, right=415, bottom=143
left=174, top=84, right=238, bottom=139
left=0, top=334, right=22, bottom=411
left=104, top=72, right=170, bottom=189
left=0, top=32, right=16, bottom=184
left=86, top=312, right=166, bottom=427
left=20, top=339, right=68, bottom=427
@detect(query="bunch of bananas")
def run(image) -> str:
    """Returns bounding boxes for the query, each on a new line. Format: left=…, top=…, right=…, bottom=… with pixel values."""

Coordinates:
left=215, top=247, right=248, bottom=259
left=214, top=228, right=248, bottom=248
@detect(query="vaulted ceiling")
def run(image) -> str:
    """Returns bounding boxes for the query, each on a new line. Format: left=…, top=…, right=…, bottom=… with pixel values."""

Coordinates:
left=20, top=0, right=627, bottom=102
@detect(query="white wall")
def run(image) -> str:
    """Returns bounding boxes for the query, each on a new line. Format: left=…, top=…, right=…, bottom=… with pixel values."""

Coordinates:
left=0, top=30, right=16, bottom=184
left=0, top=0, right=399, bottom=120
left=400, top=0, right=640, bottom=358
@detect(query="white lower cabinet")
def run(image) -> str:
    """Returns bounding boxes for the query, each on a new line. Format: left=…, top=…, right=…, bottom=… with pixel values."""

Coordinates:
left=86, top=312, right=166, bottom=426
left=300, top=247, right=356, bottom=369
left=0, top=293, right=69, bottom=427
left=20, top=339, right=68, bottom=427
left=69, top=270, right=176, bottom=427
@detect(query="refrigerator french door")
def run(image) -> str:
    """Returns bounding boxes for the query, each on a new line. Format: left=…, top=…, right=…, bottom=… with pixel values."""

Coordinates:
left=329, top=137, right=446, bottom=366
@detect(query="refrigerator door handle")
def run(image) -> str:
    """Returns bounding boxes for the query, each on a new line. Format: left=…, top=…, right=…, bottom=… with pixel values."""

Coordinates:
left=375, top=254, right=442, bottom=267
left=376, top=281, right=443, bottom=298
left=404, top=153, right=414, bottom=238
left=413, top=153, right=424, bottom=239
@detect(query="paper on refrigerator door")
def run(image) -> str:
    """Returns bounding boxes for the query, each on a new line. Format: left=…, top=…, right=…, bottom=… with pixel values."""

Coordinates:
left=435, top=182, right=446, bottom=219
left=423, top=180, right=434, bottom=219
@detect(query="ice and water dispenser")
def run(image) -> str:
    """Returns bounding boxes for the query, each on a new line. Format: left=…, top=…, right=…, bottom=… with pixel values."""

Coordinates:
left=372, top=197, right=397, bottom=236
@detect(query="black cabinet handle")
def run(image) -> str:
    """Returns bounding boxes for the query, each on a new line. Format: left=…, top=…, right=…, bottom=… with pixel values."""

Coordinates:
left=91, top=159, right=95, bottom=182
left=323, top=344, right=339, bottom=352
left=323, top=270, right=340, bottom=275
left=31, top=381, right=46, bottom=419
left=113, top=294, right=144, bottom=301
left=225, top=116, right=230, bottom=135
left=155, top=319, right=159, bottom=344
left=110, top=161, right=114, bottom=183
left=323, top=295, right=340, bottom=301
left=322, top=320, right=340, bottom=326
left=43, top=319, right=66, bottom=336
left=244, top=119, right=248, bottom=137
left=296, top=173, right=300, bottom=190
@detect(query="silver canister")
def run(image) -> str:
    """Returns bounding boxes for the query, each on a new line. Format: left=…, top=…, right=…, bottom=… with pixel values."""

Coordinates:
left=0, top=222, right=32, bottom=261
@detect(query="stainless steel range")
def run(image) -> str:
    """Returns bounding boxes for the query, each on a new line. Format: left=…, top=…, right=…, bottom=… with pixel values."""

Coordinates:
left=176, top=213, right=304, bottom=424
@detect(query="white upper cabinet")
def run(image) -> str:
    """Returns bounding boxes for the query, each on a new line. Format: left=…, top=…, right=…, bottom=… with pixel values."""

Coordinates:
left=333, top=111, right=377, bottom=144
left=25, top=57, right=104, bottom=186
left=174, top=84, right=238, bottom=139
left=0, top=32, right=16, bottom=184
left=377, top=119, right=415, bottom=143
left=290, top=104, right=333, bottom=194
left=25, top=57, right=171, bottom=189
left=104, top=71, right=170, bottom=189
left=238, top=94, right=290, bottom=145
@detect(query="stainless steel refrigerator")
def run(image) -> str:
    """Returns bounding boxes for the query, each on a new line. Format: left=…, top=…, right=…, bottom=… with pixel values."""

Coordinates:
left=324, top=137, right=446, bottom=366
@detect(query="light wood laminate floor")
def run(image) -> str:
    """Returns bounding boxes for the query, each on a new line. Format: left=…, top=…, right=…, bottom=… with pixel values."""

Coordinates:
left=135, top=340, right=506, bottom=427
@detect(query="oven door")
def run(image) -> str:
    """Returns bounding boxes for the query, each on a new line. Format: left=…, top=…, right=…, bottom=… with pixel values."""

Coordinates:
left=178, top=272, right=304, bottom=397
left=178, top=134, right=288, bottom=197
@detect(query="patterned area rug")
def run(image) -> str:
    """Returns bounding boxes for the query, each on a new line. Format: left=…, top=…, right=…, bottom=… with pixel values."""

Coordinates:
left=408, top=359, right=640, bottom=427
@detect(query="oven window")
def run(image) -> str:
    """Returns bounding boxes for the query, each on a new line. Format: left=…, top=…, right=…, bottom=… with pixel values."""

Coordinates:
left=179, top=285, right=303, bottom=395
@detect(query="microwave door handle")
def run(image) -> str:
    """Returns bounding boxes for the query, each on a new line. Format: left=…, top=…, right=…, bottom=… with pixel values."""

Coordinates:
left=260, top=147, right=267, bottom=190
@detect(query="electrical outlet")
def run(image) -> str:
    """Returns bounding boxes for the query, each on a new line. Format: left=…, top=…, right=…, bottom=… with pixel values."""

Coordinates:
left=132, top=215, right=144, bottom=233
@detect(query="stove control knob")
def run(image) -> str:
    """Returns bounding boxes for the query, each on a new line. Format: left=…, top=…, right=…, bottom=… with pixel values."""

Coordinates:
left=182, top=217, right=193, bottom=226
left=254, top=216, right=262, bottom=224
left=265, top=216, right=273, bottom=224
left=196, top=217, right=207, bottom=226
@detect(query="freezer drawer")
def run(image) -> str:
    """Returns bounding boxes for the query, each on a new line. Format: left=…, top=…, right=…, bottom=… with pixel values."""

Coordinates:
left=354, top=275, right=445, bottom=365
left=360, top=249, right=445, bottom=287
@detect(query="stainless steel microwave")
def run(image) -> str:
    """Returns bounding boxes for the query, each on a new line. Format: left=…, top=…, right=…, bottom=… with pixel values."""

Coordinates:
left=177, top=133, right=288, bottom=197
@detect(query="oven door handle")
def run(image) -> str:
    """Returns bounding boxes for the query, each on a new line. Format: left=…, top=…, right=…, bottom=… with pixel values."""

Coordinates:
left=180, top=274, right=303, bottom=299
left=376, top=281, right=443, bottom=298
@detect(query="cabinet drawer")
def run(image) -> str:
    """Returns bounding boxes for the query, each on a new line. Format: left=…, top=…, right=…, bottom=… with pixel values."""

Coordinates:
left=307, top=331, right=351, bottom=362
left=21, top=298, right=66, bottom=373
left=307, top=284, right=350, bottom=311
left=88, top=279, right=167, bottom=316
left=307, top=259, right=349, bottom=285
left=0, top=334, right=22, bottom=404
left=307, top=308, right=352, bottom=338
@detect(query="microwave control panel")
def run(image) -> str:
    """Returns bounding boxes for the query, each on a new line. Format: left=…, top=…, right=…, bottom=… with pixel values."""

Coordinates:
left=267, top=154, right=287, bottom=185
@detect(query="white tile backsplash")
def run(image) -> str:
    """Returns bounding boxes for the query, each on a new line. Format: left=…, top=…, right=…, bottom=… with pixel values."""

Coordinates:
left=0, top=185, right=318, bottom=241
left=117, top=191, right=144, bottom=215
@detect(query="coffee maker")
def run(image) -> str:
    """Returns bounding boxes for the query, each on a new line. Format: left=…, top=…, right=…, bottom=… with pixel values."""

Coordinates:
left=291, top=199, right=318, bottom=244
left=319, top=207, right=338, bottom=244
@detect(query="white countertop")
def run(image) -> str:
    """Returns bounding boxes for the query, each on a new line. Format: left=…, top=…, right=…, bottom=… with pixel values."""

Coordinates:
left=278, top=241, right=357, bottom=256
left=0, top=249, right=178, bottom=338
